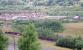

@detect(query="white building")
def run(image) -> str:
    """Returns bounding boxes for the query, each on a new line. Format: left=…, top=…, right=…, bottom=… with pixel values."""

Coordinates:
left=42, top=16, right=67, bottom=20
left=12, top=16, right=28, bottom=20
left=73, top=16, right=80, bottom=19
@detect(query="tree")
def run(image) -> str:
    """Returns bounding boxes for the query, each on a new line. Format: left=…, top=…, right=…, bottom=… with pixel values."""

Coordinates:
left=75, top=40, right=83, bottom=50
left=0, top=30, right=8, bottom=50
left=18, top=23, right=40, bottom=50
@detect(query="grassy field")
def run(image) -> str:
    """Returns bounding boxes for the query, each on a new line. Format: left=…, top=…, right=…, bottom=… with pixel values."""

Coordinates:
left=40, top=40, right=71, bottom=50
left=58, top=22, right=83, bottom=37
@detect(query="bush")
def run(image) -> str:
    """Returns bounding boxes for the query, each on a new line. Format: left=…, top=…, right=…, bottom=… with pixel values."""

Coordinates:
left=0, top=30, right=8, bottom=50
left=38, top=28, right=56, bottom=41
left=35, top=19, right=64, bottom=41
left=35, top=20, right=64, bottom=33
left=56, top=36, right=83, bottom=50
left=56, top=36, right=76, bottom=49
left=75, top=40, right=83, bottom=50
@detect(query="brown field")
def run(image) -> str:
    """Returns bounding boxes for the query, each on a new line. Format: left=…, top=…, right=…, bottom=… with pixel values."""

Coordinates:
left=58, top=22, right=83, bottom=37
left=40, top=40, right=71, bottom=50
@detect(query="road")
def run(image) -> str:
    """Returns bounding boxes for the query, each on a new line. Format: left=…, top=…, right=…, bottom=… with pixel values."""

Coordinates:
left=7, top=44, right=56, bottom=50
left=7, top=39, right=56, bottom=50
left=7, top=44, right=18, bottom=50
left=6, top=34, right=71, bottom=50
left=7, top=40, right=71, bottom=50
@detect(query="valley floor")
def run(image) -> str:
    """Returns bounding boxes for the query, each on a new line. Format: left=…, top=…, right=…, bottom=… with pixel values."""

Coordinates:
left=7, top=34, right=71, bottom=50
left=4, top=22, right=83, bottom=50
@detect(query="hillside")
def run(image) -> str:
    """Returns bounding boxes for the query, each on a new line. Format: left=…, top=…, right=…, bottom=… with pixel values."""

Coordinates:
left=0, top=0, right=80, bottom=6
left=0, top=0, right=83, bottom=16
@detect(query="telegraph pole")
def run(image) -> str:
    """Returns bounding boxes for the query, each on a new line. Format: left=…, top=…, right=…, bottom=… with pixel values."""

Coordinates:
left=13, top=35, right=16, bottom=50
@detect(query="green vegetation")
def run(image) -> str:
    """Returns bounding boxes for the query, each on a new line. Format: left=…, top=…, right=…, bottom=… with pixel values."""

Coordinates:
left=56, top=36, right=76, bottom=49
left=0, top=0, right=83, bottom=50
left=12, top=20, right=33, bottom=33
left=35, top=20, right=64, bottom=41
left=75, top=40, right=83, bottom=50
left=0, top=30, right=8, bottom=50
left=0, top=0, right=83, bottom=16
left=56, top=36, right=83, bottom=50
left=13, top=19, right=64, bottom=41
left=18, top=23, right=40, bottom=50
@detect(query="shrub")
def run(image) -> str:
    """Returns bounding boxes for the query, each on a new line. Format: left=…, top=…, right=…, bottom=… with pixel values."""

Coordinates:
left=75, top=40, right=83, bottom=50
left=38, top=28, right=56, bottom=41
left=56, top=36, right=83, bottom=50
left=18, top=23, right=40, bottom=50
left=0, top=30, right=8, bottom=50
left=35, top=19, right=64, bottom=41
left=56, top=36, right=76, bottom=49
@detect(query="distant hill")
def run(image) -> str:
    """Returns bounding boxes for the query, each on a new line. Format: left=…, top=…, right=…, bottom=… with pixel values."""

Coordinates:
left=0, top=0, right=80, bottom=6
left=0, top=0, right=25, bottom=5
left=0, top=0, right=83, bottom=16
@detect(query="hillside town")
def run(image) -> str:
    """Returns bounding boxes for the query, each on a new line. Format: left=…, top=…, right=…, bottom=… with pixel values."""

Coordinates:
left=0, top=11, right=46, bottom=21
left=0, top=11, right=82, bottom=21
left=0, top=0, right=83, bottom=50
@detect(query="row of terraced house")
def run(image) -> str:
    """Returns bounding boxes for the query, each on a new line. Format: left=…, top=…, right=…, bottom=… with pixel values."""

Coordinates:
left=0, top=10, right=82, bottom=21
left=0, top=11, right=46, bottom=21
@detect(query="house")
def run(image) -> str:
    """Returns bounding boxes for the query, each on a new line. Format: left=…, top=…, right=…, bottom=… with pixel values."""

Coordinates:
left=12, top=16, right=29, bottom=20
left=73, top=16, right=80, bottom=20
left=73, top=16, right=83, bottom=21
